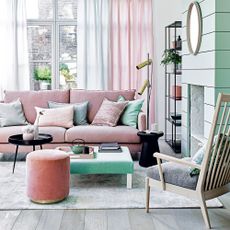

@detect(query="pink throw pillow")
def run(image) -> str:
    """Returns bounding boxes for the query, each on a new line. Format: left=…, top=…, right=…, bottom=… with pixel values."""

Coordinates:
left=92, top=99, right=128, bottom=127
left=35, top=106, right=74, bottom=128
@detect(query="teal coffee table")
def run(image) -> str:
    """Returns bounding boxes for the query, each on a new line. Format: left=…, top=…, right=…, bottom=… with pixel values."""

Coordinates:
left=70, top=146, right=134, bottom=189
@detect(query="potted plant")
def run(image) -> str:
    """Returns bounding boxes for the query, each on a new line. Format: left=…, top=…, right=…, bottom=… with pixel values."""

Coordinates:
left=22, top=125, right=35, bottom=140
left=59, top=63, right=77, bottom=89
left=161, top=49, right=182, bottom=73
left=34, top=66, right=51, bottom=90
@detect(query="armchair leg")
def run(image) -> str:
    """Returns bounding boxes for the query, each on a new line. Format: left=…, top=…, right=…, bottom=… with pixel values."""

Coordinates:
left=199, top=194, right=211, bottom=229
left=145, top=177, right=150, bottom=213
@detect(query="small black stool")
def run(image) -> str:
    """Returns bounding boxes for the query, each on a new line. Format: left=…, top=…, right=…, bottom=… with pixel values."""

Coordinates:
left=137, top=131, right=164, bottom=167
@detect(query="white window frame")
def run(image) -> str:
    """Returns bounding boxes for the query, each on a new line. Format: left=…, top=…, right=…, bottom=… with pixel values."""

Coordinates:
left=27, top=0, right=77, bottom=89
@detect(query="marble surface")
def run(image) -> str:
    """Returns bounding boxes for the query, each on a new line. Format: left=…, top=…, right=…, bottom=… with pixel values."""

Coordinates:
left=0, top=161, right=222, bottom=210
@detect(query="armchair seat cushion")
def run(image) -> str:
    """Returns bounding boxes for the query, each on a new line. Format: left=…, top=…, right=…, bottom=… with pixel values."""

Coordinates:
left=147, top=161, right=199, bottom=190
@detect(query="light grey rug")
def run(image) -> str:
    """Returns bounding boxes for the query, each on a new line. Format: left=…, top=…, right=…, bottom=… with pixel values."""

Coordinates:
left=0, top=162, right=222, bottom=210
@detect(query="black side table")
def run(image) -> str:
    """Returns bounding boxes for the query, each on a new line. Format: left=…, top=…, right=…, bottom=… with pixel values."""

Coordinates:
left=8, top=133, right=53, bottom=173
left=137, top=131, right=164, bottom=167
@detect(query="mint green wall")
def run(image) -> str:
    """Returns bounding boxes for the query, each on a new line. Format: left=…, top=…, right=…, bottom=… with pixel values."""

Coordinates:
left=181, top=0, right=230, bottom=156
left=215, top=0, right=230, bottom=102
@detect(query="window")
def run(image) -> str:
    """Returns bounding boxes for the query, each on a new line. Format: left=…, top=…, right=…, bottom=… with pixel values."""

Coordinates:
left=26, top=0, right=77, bottom=90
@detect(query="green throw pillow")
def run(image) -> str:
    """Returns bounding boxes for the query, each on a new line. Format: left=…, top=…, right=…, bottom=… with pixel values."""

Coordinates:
left=0, top=99, right=27, bottom=127
left=48, top=101, right=88, bottom=126
left=117, top=95, right=144, bottom=128
left=189, top=135, right=227, bottom=177
left=189, top=143, right=206, bottom=176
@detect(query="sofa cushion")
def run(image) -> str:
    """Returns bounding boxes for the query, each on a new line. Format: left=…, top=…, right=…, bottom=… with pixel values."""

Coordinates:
left=65, top=125, right=140, bottom=143
left=117, top=96, right=144, bottom=128
left=0, top=99, right=27, bottom=127
left=48, top=101, right=89, bottom=125
left=70, top=89, right=135, bottom=123
left=4, top=90, right=69, bottom=124
left=92, top=99, right=128, bottom=127
left=35, top=106, right=74, bottom=128
left=0, top=126, right=66, bottom=143
left=147, top=161, right=199, bottom=190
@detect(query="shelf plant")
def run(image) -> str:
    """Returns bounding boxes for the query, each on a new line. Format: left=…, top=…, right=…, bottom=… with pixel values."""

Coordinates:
left=161, top=49, right=181, bottom=66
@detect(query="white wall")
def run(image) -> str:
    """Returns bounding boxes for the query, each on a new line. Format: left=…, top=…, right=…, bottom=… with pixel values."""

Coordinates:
left=152, top=0, right=182, bottom=131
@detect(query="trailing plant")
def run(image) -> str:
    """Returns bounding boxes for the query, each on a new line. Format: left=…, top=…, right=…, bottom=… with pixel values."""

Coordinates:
left=161, top=49, right=182, bottom=65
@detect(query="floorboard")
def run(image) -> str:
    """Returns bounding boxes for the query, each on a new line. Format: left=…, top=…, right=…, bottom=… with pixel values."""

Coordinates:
left=36, top=210, right=64, bottom=230
left=84, top=210, right=107, bottom=230
left=128, top=209, right=154, bottom=230
left=11, top=210, right=42, bottom=230
left=0, top=210, right=21, bottom=230
left=60, top=210, right=85, bottom=230
left=107, top=210, right=131, bottom=230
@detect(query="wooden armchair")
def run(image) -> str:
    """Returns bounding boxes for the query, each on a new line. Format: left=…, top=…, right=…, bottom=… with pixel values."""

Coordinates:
left=146, top=93, right=230, bottom=229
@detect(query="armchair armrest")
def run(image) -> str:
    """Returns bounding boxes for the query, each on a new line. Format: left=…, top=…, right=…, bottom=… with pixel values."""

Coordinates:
left=137, top=112, right=146, bottom=131
left=154, top=152, right=201, bottom=170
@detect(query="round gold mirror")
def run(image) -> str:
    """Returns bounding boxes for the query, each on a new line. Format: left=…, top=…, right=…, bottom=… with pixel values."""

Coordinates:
left=187, top=2, right=202, bottom=55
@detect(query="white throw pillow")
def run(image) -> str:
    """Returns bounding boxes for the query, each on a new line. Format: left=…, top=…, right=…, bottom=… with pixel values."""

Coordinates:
left=35, top=106, right=74, bottom=128
left=0, top=99, right=27, bottom=127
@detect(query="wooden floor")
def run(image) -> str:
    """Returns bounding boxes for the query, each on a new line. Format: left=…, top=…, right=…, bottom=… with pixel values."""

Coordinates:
left=0, top=193, right=229, bottom=230
left=1, top=141, right=230, bottom=230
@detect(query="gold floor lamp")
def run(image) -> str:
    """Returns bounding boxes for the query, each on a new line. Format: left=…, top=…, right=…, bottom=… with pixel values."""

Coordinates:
left=136, top=53, right=153, bottom=130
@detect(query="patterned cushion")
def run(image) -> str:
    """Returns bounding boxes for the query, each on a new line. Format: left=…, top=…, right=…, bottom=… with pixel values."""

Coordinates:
left=92, top=99, right=128, bottom=127
left=147, top=161, right=199, bottom=190
left=35, top=106, right=74, bottom=128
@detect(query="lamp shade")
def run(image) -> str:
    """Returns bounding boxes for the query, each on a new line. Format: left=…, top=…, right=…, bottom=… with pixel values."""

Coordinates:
left=138, top=79, right=149, bottom=95
left=136, top=59, right=152, bottom=70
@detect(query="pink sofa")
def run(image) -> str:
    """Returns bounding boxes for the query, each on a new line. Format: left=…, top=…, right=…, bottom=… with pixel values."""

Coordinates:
left=0, top=89, right=146, bottom=155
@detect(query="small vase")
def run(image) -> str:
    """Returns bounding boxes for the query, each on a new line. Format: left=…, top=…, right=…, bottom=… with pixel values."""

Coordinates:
left=33, top=125, right=39, bottom=140
left=23, top=133, right=34, bottom=141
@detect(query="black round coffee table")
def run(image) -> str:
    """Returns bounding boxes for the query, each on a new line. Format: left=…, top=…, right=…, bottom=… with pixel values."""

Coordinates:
left=137, top=131, right=164, bottom=167
left=8, top=133, right=53, bottom=173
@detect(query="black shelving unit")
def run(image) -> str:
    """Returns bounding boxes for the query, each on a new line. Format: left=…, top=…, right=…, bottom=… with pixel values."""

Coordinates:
left=164, top=21, right=182, bottom=153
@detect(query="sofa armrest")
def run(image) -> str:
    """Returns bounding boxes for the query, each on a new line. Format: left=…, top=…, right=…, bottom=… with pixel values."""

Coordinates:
left=137, top=112, right=146, bottom=131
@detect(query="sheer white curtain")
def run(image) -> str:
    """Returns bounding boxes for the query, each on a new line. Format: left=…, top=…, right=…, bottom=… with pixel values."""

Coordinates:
left=0, top=0, right=29, bottom=99
left=77, top=0, right=109, bottom=90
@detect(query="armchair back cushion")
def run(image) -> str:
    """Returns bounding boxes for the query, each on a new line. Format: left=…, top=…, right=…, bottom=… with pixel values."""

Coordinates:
left=70, top=89, right=135, bottom=123
left=4, top=90, right=70, bottom=124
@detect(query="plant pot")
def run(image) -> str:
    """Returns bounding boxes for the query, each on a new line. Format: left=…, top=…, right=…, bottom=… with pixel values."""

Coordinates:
left=23, top=133, right=34, bottom=141
left=171, top=85, right=182, bottom=100
left=39, top=81, right=51, bottom=90
left=167, top=64, right=175, bottom=73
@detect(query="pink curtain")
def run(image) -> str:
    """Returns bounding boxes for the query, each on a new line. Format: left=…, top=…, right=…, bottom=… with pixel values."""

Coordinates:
left=108, top=0, right=155, bottom=123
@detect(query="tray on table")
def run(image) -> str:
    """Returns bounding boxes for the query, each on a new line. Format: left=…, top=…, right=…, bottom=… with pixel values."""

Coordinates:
left=56, top=146, right=95, bottom=159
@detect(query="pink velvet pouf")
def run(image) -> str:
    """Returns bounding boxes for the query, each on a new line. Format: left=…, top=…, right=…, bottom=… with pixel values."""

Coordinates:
left=26, top=150, right=70, bottom=204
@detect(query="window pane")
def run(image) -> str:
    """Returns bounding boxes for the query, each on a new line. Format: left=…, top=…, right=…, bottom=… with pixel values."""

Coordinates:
left=27, top=26, right=52, bottom=61
left=59, top=26, right=77, bottom=61
left=58, top=0, right=77, bottom=19
left=59, top=62, right=77, bottom=89
left=30, top=63, right=52, bottom=90
left=26, top=0, right=53, bottom=20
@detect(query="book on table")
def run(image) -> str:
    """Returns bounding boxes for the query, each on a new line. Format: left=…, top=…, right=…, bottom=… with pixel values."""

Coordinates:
left=99, top=142, right=122, bottom=152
